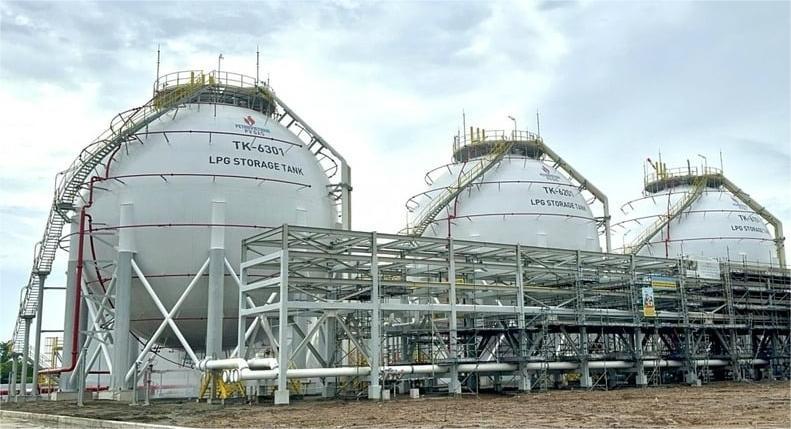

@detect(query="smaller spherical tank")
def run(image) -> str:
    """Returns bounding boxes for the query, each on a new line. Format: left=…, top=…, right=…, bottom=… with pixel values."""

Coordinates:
left=407, top=130, right=601, bottom=251
left=613, top=162, right=778, bottom=265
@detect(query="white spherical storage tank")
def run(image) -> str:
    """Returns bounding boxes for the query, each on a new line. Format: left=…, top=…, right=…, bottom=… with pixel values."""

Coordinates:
left=406, top=129, right=603, bottom=251
left=76, top=71, right=340, bottom=349
left=613, top=160, right=780, bottom=266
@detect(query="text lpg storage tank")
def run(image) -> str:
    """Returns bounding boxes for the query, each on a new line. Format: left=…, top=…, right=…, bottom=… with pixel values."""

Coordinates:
left=74, top=71, right=344, bottom=349
left=613, top=158, right=784, bottom=266
left=404, top=127, right=609, bottom=251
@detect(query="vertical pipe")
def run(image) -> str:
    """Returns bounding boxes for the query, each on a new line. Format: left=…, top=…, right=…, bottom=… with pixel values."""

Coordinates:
left=77, top=348, right=86, bottom=407
left=112, top=203, right=135, bottom=393
left=206, top=201, right=226, bottom=401
left=603, top=197, right=612, bottom=253
left=238, top=235, right=249, bottom=361
left=20, top=318, right=31, bottom=398
left=256, top=46, right=260, bottom=86
left=341, top=164, right=352, bottom=230
left=154, top=45, right=160, bottom=97
left=367, top=232, right=382, bottom=400
left=274, top=225, right=290, bottom=405
left=447, top=238, right=461, bottom=394
left=31, top=273, right=46, bottom=396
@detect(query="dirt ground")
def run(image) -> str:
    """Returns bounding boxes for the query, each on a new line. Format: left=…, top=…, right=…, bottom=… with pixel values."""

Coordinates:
left=2, top=381, right=790, bottom=428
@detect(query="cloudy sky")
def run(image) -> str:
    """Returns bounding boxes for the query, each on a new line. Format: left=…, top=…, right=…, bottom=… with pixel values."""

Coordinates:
left=0, top=0, right=789, bottom=340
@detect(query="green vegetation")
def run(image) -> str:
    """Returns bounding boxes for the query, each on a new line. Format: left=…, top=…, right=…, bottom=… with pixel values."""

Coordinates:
left=1, top=340, right=34, bottom=384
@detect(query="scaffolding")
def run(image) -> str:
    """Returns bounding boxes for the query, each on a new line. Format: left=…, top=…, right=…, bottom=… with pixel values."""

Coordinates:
left=235, top=225, right=789, bottom=404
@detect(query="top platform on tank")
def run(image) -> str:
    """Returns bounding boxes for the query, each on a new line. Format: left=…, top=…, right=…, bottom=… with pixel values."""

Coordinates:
left=643, top=166, right=725, bottom=193
left=452, top=129, right=544, bottom=162
left=153, top=70, right=277, bottom=116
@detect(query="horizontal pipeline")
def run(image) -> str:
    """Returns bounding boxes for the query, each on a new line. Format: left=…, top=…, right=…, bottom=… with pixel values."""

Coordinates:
left=222, top=359, right=768, bottom=382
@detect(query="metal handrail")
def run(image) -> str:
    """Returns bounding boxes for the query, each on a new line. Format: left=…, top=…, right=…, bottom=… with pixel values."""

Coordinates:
left=154, top=70, right=263, bottom=93
left=644, top=166, right=723, bottom=186
left=453, top=129, right=541, bottom=153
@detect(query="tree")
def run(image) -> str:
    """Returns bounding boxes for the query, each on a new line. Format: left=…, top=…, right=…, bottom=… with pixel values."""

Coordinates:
left=0, top=340, right=34, bottom=384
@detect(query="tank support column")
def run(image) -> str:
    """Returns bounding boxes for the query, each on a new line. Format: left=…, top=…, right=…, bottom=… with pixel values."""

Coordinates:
left=60, top=217, right=81, bottom=391
left=275, top=225, right=290, bottom=405
left=206, top=201, right=226, bottom=402
left=112, top=203, right=135, bottom=395
left=368, top=232, right=382, bottom=400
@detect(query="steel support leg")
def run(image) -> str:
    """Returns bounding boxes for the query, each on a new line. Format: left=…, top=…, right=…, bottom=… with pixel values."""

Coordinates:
left=274, top=226, right=290, bottom=405
left=634, top=328, right=647, bottom=386
left=31, top=273, right=46, bottom=397
left=322, top=317, right=337, bottom=397
left=447, top=238, right=461, bottom=395
left=367, top=233, right=382, bottom=400
left=10, top=355, right=18, bottom=400
left=579, top=327, right=592, bottom=388
left=206, top=202, right=225, bottom=402
left=112, top=203, right=135, bottom=393
left=516, top=245, right=530, bottom=393
left=60, top=217, right=81, bottom=391
left=20, top=318, right=31, bottom=398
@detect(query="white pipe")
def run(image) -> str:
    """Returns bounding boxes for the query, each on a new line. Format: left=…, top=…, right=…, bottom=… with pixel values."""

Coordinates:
left=199, top=357, right=279, bottom=371
left=230, top=359, right=770, bottom=381
left=248, top=357, right=279, bottom=370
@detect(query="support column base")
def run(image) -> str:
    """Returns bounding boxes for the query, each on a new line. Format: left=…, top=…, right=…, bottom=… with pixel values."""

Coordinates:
left=367, top=385, right=381, bottom=400
left=97, top=390, right=134, bottom=402
left=48, top=391, right=81, bottom=401
left=579, top=374, right=592, bottom=388
left=274, top=389, right=290, bottom=405
left=322, top=382, right=337, bottom=398
left=635, top=373, right=648, bottom=386
left=518, top=370, right=532, bottom=392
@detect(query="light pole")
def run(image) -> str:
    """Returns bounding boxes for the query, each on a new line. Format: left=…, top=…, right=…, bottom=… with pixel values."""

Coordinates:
left=218, top=53, right=224, bottom=78
left=507, top=115, right=517, bottom=139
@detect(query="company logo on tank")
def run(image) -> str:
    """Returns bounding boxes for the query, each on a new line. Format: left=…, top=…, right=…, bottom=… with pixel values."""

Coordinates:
left=540, top=165, right=562, bottom=182
left=235, top=115, right=271, bottom=136
left=729, top=195, right=749, bottom=210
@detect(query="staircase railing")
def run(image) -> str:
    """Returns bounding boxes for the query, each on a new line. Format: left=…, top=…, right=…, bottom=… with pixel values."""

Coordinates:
left=404, top=139, right=515, bottom=236
left=11, top=75, right=210, bottom=356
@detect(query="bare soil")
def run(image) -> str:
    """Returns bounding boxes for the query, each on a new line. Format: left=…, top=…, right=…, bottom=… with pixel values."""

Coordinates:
left=2, top=381, right=790, bottom=428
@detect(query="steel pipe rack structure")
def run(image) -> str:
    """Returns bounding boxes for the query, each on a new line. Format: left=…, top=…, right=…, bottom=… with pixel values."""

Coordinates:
left=234, top=225, right=790, bottom=404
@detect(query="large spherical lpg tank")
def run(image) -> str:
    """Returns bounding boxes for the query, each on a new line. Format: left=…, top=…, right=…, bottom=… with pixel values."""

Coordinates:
left=613, top=165, right=778, bottom=265
left=409, top=131, right=601, bottom=251
left=80, top=77, right=337, bottom=349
